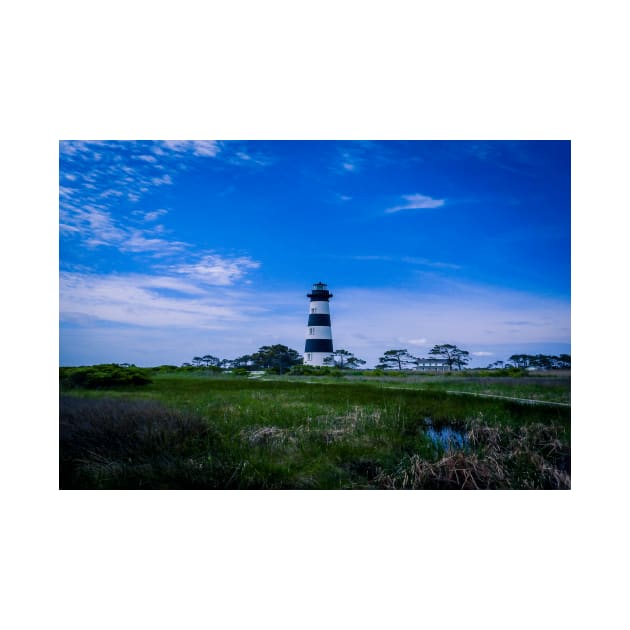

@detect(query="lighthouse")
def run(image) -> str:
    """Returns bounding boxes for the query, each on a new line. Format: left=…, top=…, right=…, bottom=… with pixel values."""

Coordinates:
left=304, top=281, right=334, bottom=366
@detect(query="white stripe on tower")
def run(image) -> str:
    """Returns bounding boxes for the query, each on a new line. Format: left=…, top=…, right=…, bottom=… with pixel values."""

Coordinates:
left=304, top=281, right=334, bottom=366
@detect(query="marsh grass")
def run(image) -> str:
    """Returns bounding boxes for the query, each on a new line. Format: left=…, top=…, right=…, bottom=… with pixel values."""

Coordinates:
left=374, top=419, right=570, bottom=489
left=60, top=397, right=231, bottom=489
left=389, top=376, right=570, bottom=404
left=60, top=375, right=570, bottom=489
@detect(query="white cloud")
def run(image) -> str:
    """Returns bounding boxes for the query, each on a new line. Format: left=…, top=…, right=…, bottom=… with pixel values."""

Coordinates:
left=142, top=209, right=168, bottom=222
left=151, top=174, right=172, bottom=186
left=352, top=255, right=392, bottom=261
left=226, top=148, right=273, bottom=167
left=59, top=141, right=273, bottom=258
left=119, top=230, right=189, bottom=255
left=472, top=351, right=494, bottom=356
left=160, top=140, right=191, bottom=153
left=402, top=256, right=461, bottom=270
left=59, top=223, right=81, bottom=234
left=60, top=272, right=257, bottom=330
left=335, top=145, right=372, bottom=174
left=386, top=193, right=445, bottom=214
left=351, top=254, right=460, bottom=270
left=59, top=202, right=187, bottom=255
left=166, top=254, right=261, bottom=285
left=192, top=141, right=221, bottom=157
left=160, top=140, right=221, bottom=157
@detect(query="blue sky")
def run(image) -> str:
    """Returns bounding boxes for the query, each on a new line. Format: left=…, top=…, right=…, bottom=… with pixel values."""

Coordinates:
left=59, top=140, right=570, bottom=367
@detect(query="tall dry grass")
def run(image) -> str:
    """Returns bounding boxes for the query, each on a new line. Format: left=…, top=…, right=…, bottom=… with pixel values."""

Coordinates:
left=374, top=420, right=570, bottom=489
left=60, top=396, right=228, bottom=489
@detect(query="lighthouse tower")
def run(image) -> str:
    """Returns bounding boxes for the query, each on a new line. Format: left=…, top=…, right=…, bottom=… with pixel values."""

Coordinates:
left=304, top=281, right=334, bottom=366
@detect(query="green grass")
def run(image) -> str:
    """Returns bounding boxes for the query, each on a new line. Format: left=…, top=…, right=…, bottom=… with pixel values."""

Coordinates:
left=60, top=373, right=570, bottom=489
left=272, top=372, right=571, bottom=404
left=414, top=376, right=570, bottom=404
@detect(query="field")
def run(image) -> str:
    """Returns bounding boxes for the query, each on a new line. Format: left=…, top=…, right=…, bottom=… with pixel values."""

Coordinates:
left=59, top=371, right=571, bottom=490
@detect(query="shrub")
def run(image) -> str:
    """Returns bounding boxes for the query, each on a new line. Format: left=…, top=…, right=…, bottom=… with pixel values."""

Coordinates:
left=61, top=364, right=152, bottom=389
left=288, top=365, right=345, bottom=377
left=152, top=365, right=179, bottom=373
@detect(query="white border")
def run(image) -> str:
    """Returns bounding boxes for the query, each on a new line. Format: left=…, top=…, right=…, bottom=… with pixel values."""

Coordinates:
left=4, top=1, right=627, bottom=628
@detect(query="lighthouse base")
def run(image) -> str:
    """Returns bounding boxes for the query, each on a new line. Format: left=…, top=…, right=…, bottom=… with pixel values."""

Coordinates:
left=303, top=352, right=333, bottom=367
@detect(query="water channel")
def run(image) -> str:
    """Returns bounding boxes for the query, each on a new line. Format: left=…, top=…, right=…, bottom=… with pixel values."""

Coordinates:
left=423, top=418, right=468, bottom=452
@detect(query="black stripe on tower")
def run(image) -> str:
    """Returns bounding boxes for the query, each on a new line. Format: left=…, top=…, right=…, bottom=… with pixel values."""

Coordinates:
left=307, top=314, right=331, bottom=326
left=305, top=339, right=334, bottom=353
left=307, top=289, right=333, bottom=301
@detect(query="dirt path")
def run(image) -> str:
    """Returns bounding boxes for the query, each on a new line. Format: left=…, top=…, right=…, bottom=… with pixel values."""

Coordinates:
left=444, top=390, right=570, bottom=407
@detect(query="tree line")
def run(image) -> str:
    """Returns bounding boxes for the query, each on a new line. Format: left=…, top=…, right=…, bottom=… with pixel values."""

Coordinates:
left=376, top=345, right=471, bottom=370
left=182, top=344, right=570, bottom=374
left=184, top=345, right=363, bottom=374
left=184, top=345, right=303, bottom=374
left=494, top=354, right=571, bottom=370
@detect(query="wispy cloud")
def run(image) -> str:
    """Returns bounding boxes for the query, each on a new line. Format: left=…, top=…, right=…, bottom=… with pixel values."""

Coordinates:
left=60, top=198, right=188, bottom=255
left=401, top=256, right=461, bottom=270
left=159, top=140, right=221, bottom=157
left=385, top=193, right=445, bottom=214
left=451, top=141, right=554, bottom=178
left=406, top=338, right=428, bottom=346
left=59, top=140, right=272, bottom=258
left=352, top=255, right=393, bottom=262
left=118, top=230, right=189, bottom=256
left=331, top=284, right=570, bottom=367
left=60, top=271, right=255, bottom=330
left=333, top=141, right=397, bottom=175
left=228, top=149, right=274, bottom=167
left=59, top=273, right=302, bottom=366
left=164, top=254, right=261, bottom=286
left=352, top=254, right=460, bottom=270
left=60, top=141, right=219, bottom=259
left=141, top=209, right=168, bottom=222
left=336, top=147, right=366, bottom=174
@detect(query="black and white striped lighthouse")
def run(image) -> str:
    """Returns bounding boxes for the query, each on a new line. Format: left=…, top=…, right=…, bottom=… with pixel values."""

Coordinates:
left=304, top=281, right=334, bottom=366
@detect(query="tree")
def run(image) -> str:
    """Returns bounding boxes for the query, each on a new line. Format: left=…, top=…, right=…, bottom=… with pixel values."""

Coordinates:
left=452, top=348, right=470, bottom=370
left=429, top=344, right=470, bottom=370
left=250, top=344, right=303, bottom=374
left=192, top=356, right=204, bottom=367
left=556, top=354, right=571, bottom=369
left=508, top=353, right=570, bottom=370
left=509, top=354, right=533, bottom=368
left=487, top=360, right=504, bottom=370
left=201, top=354, right=221, bottom=367
left=231, top=355, right=254, bottom=369
left=323, top=349, right=367, bottom=369
left=376, top=349, right=416, bottom=370
left=530, top=354, right=554, bottom=370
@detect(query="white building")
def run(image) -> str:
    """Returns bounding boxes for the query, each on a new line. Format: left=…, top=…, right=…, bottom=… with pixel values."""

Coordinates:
left=414, top=358, right=449, bottom=372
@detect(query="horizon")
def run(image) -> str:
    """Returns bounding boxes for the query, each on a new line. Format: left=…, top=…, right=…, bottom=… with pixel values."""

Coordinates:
left=60, top=140, right=570, bottom=368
